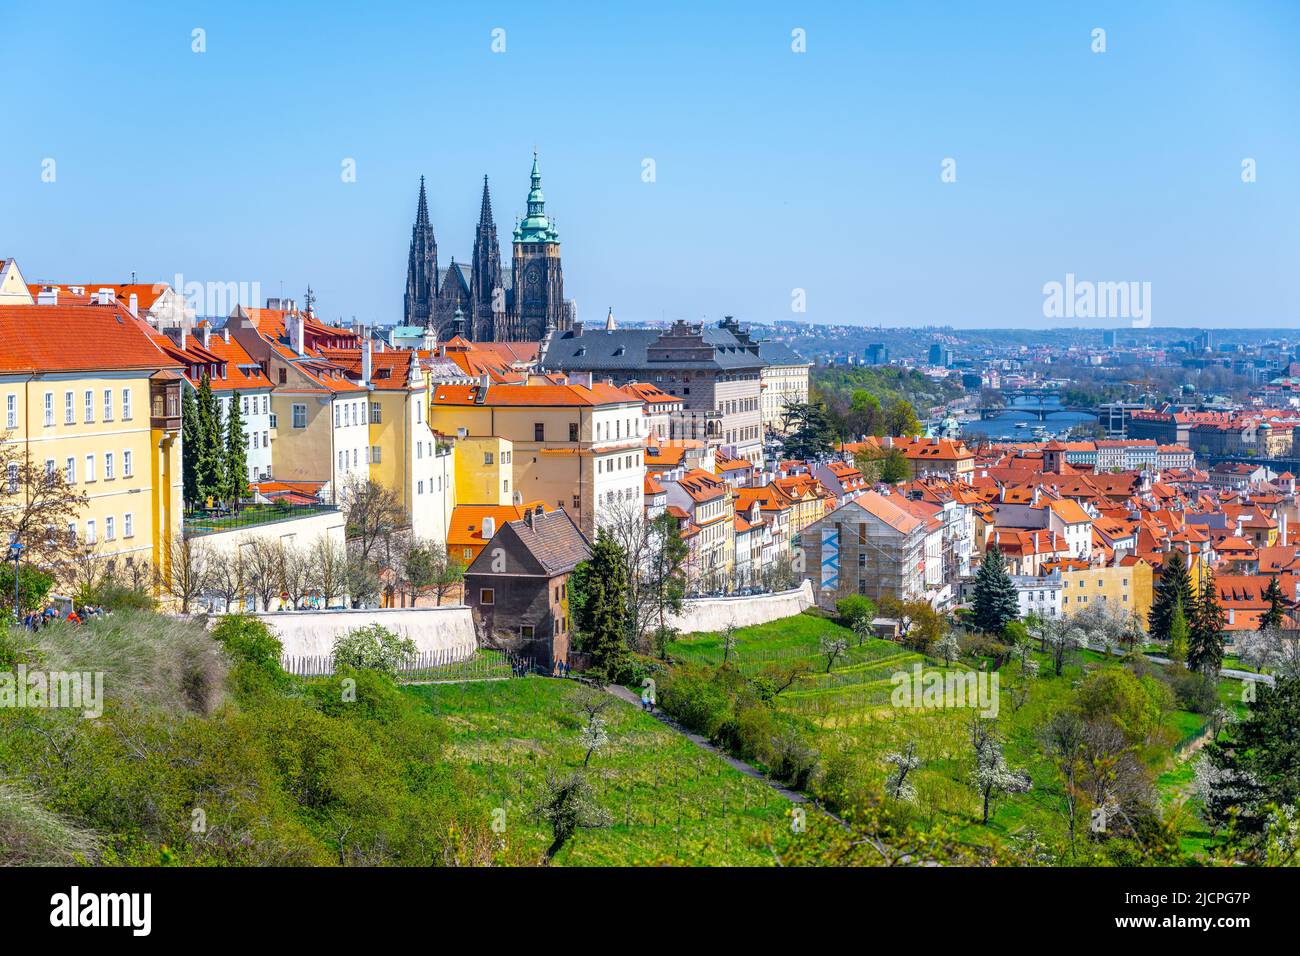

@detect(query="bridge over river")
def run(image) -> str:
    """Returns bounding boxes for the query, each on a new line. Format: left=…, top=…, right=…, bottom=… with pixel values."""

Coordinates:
left=960, top=393, right=1098, bottom=440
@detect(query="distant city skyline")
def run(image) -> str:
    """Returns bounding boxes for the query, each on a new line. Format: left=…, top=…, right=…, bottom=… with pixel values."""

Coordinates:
left=2, top=1, right=1297, bottom=329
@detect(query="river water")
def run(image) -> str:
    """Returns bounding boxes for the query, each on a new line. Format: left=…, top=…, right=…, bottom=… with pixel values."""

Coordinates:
left=960, top=396, right=1098, bottom=442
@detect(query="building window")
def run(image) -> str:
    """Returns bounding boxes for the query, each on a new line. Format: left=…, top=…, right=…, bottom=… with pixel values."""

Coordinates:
left=103, top=389, right=113, bottom=421
left=45, top=392, right=54, bottom=427
left=65, top=457, right=75, bottom=483
left=124, top=512, right=134, bottom=538
left=371, top=404, right=381, bottom=424
left=84, top=390, right=94, bottom=423
left=123, top=450, right=133, bottom=477
left=520, top=625, right=535, bottom=640
left=371, top=446, right=381, bottom=464
left=417, top=480, right=424, bottom=494
left=4, top=394, right=14, bottom=429
left=569, top=422, right=578, bottom=442
left=534, top=423, right=545, bottom=442
left=84, top=455, right=95, bottom=482
left=86, top=519, right=96, bottom=544
left=5, top=463, right=17, bottom=493
left=104, top=453, right=114, bottom=480
left=122, top=387, right=132, bottom=420
left=484, top=452, right=494, bottom=465
left=105, top=516, right=115, bottom=540
left=480, top=588, right=495, bottom=605
left=292, top=404, right=307, bottom=428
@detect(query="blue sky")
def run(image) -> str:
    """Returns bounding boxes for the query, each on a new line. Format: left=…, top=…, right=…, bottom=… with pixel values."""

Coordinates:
left=1, top=1, right=1297, bottom=329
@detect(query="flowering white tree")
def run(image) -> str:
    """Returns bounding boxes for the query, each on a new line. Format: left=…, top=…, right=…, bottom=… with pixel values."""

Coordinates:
left=885, top=741, right=921, bottom=802
left=970, top=718, right=1031, bottom=824
left=820, top=635, right=849, bottom=673
left=933, top=633, right=961, bottom=666
left=1236, top=627, right=1300, bottom=678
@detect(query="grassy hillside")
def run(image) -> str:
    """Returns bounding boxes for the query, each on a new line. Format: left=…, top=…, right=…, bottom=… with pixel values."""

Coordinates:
left=0, top=611, right=800, bottom=867
left=666, top=612, right=1250, bottom=862
left=407, top=678, right=795, bottom=866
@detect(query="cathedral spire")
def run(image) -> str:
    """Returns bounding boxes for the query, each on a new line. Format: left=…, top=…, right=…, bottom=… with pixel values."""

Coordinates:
left=478, top=175, right=495, bottom=227
left=404, top=176, right=438, bottom=326
left=416, top=175, right=430, bottom=227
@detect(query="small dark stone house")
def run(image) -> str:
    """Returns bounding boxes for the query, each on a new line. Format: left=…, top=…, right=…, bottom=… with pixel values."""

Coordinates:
left=465, top=506, right=591, bottom=668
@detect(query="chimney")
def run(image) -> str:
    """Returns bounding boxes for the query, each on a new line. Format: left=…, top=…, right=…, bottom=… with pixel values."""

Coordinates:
left=95, top=287, right=115, bottom=305
left=202, top=324, right=211, bottom=350
left=222, top=327, right=230, bottom=345
left=179, top=325, right=188, bottom=350
left=36, top=287, right=57, bottom=306
left=128, top=293, right=139, bottom=318
left=361, top=337, right=373, bottom=387
left=290, top=314, right=305, bottom=356
left=523, top=509, right=534, bottom=529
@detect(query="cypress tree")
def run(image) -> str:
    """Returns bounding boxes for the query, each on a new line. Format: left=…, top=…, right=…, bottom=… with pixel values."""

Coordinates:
left=575, top=529, right=629, bottom=682
left=194, top=373, right=223, bottom=505
left=1168, top=599, right=1189, bottom=664
left=181, top=385, right=200, bottom=508
left=1149, top=550, right=1194, bottom=643
left=970, top=546, right=1020, bottom=635
left=224, top=389, right=249, bottom=508
left=1188, top=568, right=1225, bottom=675
left=1260, top=575, right=1287, bottom=631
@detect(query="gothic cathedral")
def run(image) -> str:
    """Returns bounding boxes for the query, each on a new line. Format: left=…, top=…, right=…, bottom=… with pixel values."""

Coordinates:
left=403, top=154, right=573, bottom=342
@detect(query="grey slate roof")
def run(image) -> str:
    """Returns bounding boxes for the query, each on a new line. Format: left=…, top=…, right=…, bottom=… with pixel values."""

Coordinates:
left=438, top=261, right=512, bottom=291
left=756, top=340, right=808, bottom=366
left=541, top=326, right=766, bottom=372
left=511, top=509, right=591, bottom=575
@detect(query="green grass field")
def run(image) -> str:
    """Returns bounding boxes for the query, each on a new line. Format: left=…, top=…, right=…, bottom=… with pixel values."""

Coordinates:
left=669, top=612, right=1248, bottom=855
left=405, top=678, right=795, bottom=865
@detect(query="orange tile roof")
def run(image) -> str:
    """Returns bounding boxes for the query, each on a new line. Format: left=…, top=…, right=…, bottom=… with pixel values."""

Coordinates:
left=448, top=503, right=547, bottom=550
left=674, top=468, right=728, bottom=504
left=855, top=490, right=923, bottom=535
left=430, top=382, right=639, bottom=407
left=0, top=303, right=180, bottom=373
left=621, top=381, right=684, bottom=406
left=28, top=282, right=171, bottom=311
left=318, top=347, right=421, bottom=390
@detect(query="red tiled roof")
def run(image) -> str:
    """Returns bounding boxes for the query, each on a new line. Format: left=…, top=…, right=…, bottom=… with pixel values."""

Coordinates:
left=431, top=382, right=639, bottom=407
left=0, top=303, right=180, bottom=373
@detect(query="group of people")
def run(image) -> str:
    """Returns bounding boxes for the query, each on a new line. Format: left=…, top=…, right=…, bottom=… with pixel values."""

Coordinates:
left=19, top=605, right=103, bottom=630
left=551, top=659, right=572, bottom=678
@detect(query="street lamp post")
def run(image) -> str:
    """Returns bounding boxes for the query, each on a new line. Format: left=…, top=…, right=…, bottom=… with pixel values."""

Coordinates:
left=8, top=540, right=25, bottom=625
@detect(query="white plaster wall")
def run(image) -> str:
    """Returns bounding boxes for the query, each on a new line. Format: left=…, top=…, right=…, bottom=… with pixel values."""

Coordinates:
left=193, top=508, right=346, bottom=556
left=669, top=579, right=813, bottom=634
left=254, top=605, right=477, bottom=658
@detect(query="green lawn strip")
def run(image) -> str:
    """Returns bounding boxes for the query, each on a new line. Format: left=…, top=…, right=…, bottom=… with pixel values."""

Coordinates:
left=405, top=677, right=792, bottom=865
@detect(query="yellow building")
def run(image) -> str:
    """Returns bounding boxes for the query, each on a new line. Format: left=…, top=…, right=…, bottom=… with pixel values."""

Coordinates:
left=428, top=381, right=645, bottom=538
left=1059, top=560, right=1154, bottom=622
left=0, top=299, right=183, bottom=588
left=354, top=347, right=454, bottom=545
left=454, top=436, right=515, bottom=505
